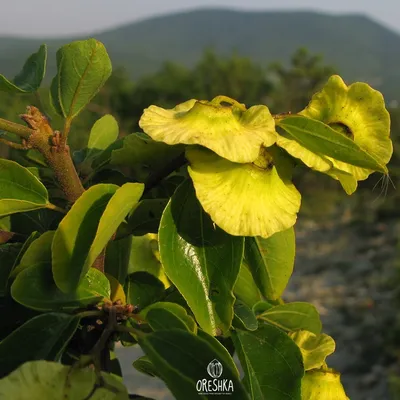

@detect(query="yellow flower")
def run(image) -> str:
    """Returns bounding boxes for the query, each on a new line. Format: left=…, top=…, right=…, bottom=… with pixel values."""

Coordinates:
left=139, top=96, right=277, bottom=163
left=186, top=146, right=301, bottom=238
left=276, top=75, right=392, bottom=194
left=301, top=368, right=349, bottom=400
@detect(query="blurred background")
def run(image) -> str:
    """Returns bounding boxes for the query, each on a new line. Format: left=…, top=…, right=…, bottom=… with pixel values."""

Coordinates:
left=2, top=1, right=400, bottom=399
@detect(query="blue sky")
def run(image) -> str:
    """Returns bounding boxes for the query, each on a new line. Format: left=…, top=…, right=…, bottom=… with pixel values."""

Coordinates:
left=3, top=0, right=399, bottom=37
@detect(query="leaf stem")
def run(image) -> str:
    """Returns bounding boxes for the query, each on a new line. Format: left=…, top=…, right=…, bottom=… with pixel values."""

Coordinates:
left=0, top=117, right=35, bottom=139
left=0, top=138, right=29, bottom=150
left=46, top=203, right=68, bottom=214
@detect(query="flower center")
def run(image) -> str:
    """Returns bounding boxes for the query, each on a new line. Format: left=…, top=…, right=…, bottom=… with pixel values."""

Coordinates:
left=329, top=122, right=354, bottom=140
left=252, top=147, right=274, bottom=170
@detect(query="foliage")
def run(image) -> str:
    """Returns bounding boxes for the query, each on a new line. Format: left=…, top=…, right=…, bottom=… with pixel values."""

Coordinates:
left=0, top=38, right=392, bottom=400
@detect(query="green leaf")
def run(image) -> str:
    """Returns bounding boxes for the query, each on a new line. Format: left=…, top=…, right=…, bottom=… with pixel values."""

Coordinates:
left=11, top=231, right=41, bottom=269
left=83, top=183, right=144, bottom=273
left=11, top=263, right=110, bottom=311
left=0, top=159, right=49, bottom=217
left=0, top=244, right=22, bottom=296
left=258, top=302, right=322, bottom=334
left=159, top=180, right=244, bottom=335
left=233, top=262, right=262, bottom=307
left=52, top=184, right=117, bottom=293
left=245, top=228, right=295, bottom=301
left=91, top=138, right=124, bottom=171
left=232, top=300, right=258, bottom=331
left=0, top=360, right=129, bottom=399
left=139, top=329, right=248, bottom=400
left=128, top=234, right=169, bottom=287
left=141, top=302, right=197, bottom=333
left=289, top=330, right=336, bottom=371
left=11, top=231, right=55, bottom=277
left=0, top=313, right=79, bottom=378
left=105, top=236, right=132, bottom=284
left=8, top=209, right=62, bottom=235
left=132, top=356, right=160, bottom=378
left=0, top=45, right=47, bottom=93
left=232, top=324, right=304, bottom=400
left=50, top=39, right=112, bottom=119
left=86, top=115, right=119, bottom=159
left=110, top=132, right=184, bottom=183
left=126, top=199, right=168, bottom=235
left=125, top=271, right=165, bottom=310
left=277, top=116, right=387, bottom=173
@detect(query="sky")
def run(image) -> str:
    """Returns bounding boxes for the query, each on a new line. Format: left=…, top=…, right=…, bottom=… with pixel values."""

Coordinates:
left=2, top=0, right=400, bottom=37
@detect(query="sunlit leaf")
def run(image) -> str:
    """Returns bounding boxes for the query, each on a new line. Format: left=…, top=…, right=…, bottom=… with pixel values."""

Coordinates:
left=141, top=302, right=197, bottom=333
left=50, top=39, right=112, bottom=119
left=11, top=263, right=110, bottom=311
left=257, top=302, right=322, bottom=334
left=159, top=180, right=244, bottom=335
left=52, top=184, right=117, bottom=293
left=0, top=360, right=129, bottom=399
left=0, top=159, right=49, bottom=217
left=232, top=324, right=304, bottom=400
left=0, top=45, right=47, bottom=93
left=83, top=183, right=144, bottom=273
left=245, top=228, right=295, bottom=300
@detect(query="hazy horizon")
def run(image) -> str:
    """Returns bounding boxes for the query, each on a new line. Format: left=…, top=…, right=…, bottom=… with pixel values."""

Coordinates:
left=2, top=1, right=400, bottom=38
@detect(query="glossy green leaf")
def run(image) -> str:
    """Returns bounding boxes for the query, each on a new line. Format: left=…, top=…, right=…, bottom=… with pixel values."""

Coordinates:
left=258, top=302, right=322, bottom=334
left=0, top=244, right=22, bottom=296
left=52, top=184, right=117, bottom=293
left=233, top=262, right=262, bottom=307
left=11, top=263, right=110, bottom=311
left=11, top=231, right=55, bottom=277
left=125, top=271, right=165, bottom=310
left=11, top=231, right=41, bottom=269
left=159, top=180, right=244, bottom=335
left=277, top=116, right=387, bottom=173
left=86, top=115, right=119, bottom=159
left=232, top=324, right=304, bottom=400
left=141, top=302, right=197, bottom=333
left=132, top=356, right=160, bottom=378
left=289, top=330, right=336, bottom=371
left=84, top=183, right=144, bottom=273
left=0, top=159, right=49, bottom=217
left=110, top=132, right=184, bottom=183
left=0, top=313, right=79, bottom=378
left=50, top=39, right=112, bottom=119
left=0, top=45, right=47, bottom=93
left=245, top=228, right=295, bottom=301
left=139, top=329, right=248, bottom=399
left=232, top=300, right=258, bottom=331
left=128, top=234, right=169, bottom=287
left=91, top=138, right=124, bottom=170
left=126, top=199, right=168, bottom=235
left=0, top=360, right=129, bottom=399
left=105, top=236, right=132, bottom=284
left=8, top=208, right=62, bottom=235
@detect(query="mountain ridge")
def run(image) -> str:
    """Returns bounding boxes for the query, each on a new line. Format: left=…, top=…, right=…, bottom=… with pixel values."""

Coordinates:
left=0, top=8, right=399, bottom=101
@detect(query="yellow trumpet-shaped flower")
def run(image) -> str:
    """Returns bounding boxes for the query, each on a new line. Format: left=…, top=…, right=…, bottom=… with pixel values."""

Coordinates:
left=276, top=75, right=392, bottom=194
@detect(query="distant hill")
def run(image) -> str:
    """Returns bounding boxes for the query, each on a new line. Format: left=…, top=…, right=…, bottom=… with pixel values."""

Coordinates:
left=1, top=9, right=400, bottom=101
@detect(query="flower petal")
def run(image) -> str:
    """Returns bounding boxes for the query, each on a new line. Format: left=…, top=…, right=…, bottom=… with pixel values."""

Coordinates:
left=300, top=75, right=392, bottom=180
left=139, top=96, right=277, bottom=163
left=186, top=146, right=301, bottom=238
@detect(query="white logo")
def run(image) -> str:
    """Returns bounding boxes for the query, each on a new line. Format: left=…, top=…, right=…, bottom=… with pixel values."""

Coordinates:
left=207, top=359, right=223, bottom=378
left=196, top=359, right=234, bottom=396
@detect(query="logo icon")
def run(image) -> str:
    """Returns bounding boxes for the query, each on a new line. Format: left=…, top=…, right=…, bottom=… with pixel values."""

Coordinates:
left=207, top=359, right=223, bottom=378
